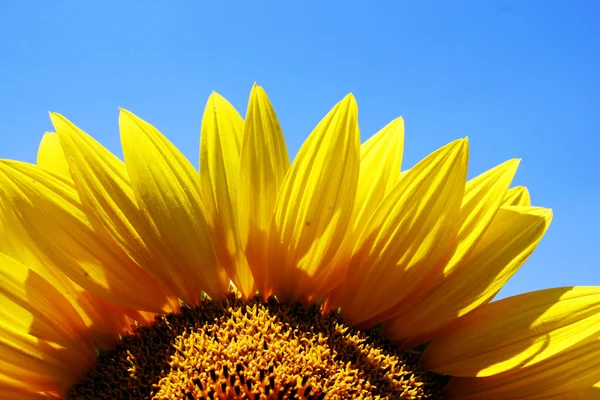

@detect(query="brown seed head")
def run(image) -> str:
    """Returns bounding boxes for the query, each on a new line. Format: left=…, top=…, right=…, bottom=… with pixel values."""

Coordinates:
left=67, top=296, right=445, bottom=399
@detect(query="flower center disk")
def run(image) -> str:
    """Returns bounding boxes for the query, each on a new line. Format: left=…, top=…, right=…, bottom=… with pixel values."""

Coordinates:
left=67, top=296, right=445, bottom=399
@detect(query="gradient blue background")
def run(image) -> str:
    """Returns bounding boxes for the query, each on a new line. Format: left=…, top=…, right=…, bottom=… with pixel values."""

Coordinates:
left=1, top=1, right=598, bottom=299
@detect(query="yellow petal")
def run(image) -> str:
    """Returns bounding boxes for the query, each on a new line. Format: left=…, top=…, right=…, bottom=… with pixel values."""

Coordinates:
left=445, top=327, right=600, bottom=399
left=503, top=185, right=531, bottom=206
left=238, top=85, right=290, bottom=294
left=120, top=109, right=229, bottom=303
left=336, top=138, right=468, bottom=324
left=51, top=113, right=183, bottom=308
left=451, top=159, right=520, bottom=264
left=0, top=253, right=92, bottom=354
left=268, top=94, right=360, bottom=300
left=398, top=159, right=520, bottom=304
left=72, top=290, right=148, bottom=349
left=0, top=209, right=135, bottom=349
left=0, top=153, right=156, bottom=348
left=385, top=205, right=552, bottom=342
left=422, top=287, right=600, bottom=378
left=200, top=92, right=254, bottom=296
left=379, top=159, right=521, bottom=336
left=352, top=118, right=404, bottom=236
left=0, top=325, right=81, bottom=393
left=315, top=118, right=404, bottom=298
left=0, top=253, right=95, bottom=392
left=36, top=132, right=71, bottom=180
left=0, top=160, right=169, bottom=312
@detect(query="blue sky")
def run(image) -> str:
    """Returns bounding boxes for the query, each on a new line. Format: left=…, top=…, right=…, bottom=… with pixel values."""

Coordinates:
left=1, top=1, right=598, bottom=299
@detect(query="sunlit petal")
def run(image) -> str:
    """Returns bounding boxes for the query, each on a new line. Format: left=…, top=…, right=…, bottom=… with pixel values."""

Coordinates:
left=238, top=85, right=290, bottom=294
left=337, top=138, right=468, bottom=324
left=423, top=287, right=600, bottom=377
left=200, top=92, right=254, bottom=296
left=120, top=109, right=229, bottom=302
left=268, top=94, right=360, bottom=301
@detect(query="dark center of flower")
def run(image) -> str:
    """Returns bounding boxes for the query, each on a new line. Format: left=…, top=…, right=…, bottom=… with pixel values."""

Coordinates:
left=67, top=296, right=446, bottom=399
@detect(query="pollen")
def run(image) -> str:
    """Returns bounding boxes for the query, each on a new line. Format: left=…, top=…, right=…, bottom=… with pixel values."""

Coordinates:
left=67, top=296, right=445, bottom=399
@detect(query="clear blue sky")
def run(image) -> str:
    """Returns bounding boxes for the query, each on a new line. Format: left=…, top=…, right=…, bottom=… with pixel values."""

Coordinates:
left=1, top=1, right=598, bottom=299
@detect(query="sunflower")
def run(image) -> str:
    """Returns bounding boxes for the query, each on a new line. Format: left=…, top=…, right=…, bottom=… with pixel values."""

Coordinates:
left=0, top=84, right=598, bottom=399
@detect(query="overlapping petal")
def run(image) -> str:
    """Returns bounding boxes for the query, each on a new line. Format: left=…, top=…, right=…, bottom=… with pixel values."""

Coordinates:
left=503, top=186, right=531, bottom=206
left=335, top=138, right=468, bottom=324
left=386, top=205, right=552, bottom=343
left=32, top=133, right=157, bottom=347
left=0, top=253, right=95, bottom=393
left=315, top=118, right=405, bottom=298
left=351, top=118, right=404, bottom=238
left=444, top=327, right=600, bottom=399
left=422, top=287, right=600, bottom=378
left=51, top=114, right=186, bottom=309
left=0, top=160, right=169, bottom=312
left=379, top=160, right=552, bottom=341
left=36, top=132, right=71, bottom=179
left=120, top=109, right=229, bottom=302
left=200, top=92, right=254, bottom=297
left=370, top=159, right=518, bottom=323
left=238, top=85, right=290, bottom=294
left=449, top=159, right=521, bottom=266
left=0, top=86, right=590, bottom=399
left=267, top=94, right=360, bottom=301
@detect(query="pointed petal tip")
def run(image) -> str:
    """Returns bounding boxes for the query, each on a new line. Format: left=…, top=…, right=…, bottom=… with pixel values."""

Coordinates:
left=208, top=91, right=229, bottom=105
left=502, top=158, right=521, bottom=171
left=249, top=84, right=267, bottom=100
left=249, top=83, right=260, bottom=96
left=388, top=117, right=405, bottom=127
left=450, top=137, right=469, bottom=152
left=377, top=118, right=405, bottom=138
left=118, top=108, right=137, bottom=122
left=526, top=206, right=553, bottom=226
left=48, top=112, right=71, bottom=129
left=343, top=92, right=357, bottom=102
left=445, top=137, right=468, bottom=151
left=535, top=206, right=553, bottom=218
left=118, top=109, right=141, bottom=133
left=208, top=91, right=218, bottom=101
left=460, top=137, right=470, bottom=151
left=339, top=93, right=358, bottom=113
left=514, top=158, right=522, bottom=168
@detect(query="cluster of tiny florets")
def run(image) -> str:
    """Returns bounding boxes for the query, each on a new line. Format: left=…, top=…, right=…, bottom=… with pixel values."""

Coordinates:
left=67, top=296, right=444, bottom=399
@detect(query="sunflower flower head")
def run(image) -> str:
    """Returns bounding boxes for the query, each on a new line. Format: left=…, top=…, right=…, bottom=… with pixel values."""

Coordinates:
left=0, top=84, right=598, bottom=400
